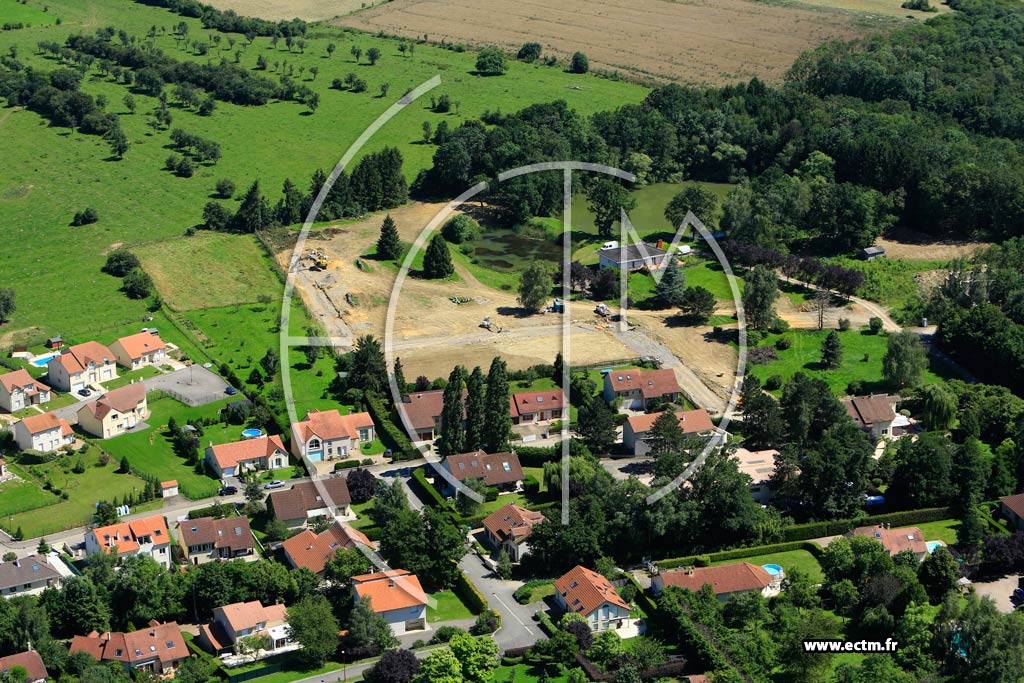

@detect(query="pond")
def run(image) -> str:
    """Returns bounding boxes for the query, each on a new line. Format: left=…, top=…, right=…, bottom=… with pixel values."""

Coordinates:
left=472, top=231, right=563, bottom=271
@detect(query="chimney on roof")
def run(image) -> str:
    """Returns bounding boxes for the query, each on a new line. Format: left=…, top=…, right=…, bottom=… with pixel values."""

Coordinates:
left=13, top=559, right=19, bottom=568
left=388, top=579, right=396, bottom=588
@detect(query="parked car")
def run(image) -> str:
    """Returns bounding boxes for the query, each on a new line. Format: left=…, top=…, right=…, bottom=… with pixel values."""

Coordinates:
left=218, top=486, right=238, bottom=496
left=224, top=386, right=238, bottom=396
left=78, top=388, right=92, bottom=397
left=263, top=480, right=285, bottom=490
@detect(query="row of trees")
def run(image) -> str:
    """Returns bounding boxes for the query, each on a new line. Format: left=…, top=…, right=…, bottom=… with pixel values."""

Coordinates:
left=435, top=357, right=512, bottom=456
left=132, top=0, right=308, bottom=38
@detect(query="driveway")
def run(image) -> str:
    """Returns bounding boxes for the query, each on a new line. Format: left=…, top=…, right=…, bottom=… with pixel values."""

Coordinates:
left=145, top=366, right=230, bottom=406
left=972, top=574, right=1021, bottom=614
left=459, top=550, right=545, bottom=651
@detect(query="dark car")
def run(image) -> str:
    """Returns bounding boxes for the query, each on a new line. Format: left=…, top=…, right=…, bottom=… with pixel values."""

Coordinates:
left=225, top=386, right=239, bottom=396
left=78, top=388, right=92, bottom=397
left=218, top=486, right=238, bottom=496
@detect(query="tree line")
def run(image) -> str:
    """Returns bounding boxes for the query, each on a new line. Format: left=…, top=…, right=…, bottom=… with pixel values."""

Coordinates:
left=132, top=0, right=308, bottom=39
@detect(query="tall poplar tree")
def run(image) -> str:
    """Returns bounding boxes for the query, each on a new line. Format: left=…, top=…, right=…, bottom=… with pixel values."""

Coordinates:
left=464, top=366, right=486, bottom=451
left=438, top=366, right=467, bottom=456
left=482, top=358, right=511, bottom=453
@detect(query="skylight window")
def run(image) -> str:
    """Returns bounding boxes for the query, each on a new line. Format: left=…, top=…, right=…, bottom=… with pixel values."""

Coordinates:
left=503, top=462, right=511, bottom=471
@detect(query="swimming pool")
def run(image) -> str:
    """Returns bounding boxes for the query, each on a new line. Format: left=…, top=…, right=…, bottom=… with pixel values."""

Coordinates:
left=762, top=564, right=784, bottom=576
left=926, top=541, right=945, bottom=554
left=29, top=353, right=59, bottom=367
left=241, top=428, right=263, bottom=439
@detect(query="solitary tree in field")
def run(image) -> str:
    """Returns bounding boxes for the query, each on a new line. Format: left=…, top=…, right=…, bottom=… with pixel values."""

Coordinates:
left=376, top=214, right=402, bottom=260
left=586, top=178, right=636, bottom=239
left=107, top=127, right=129, bottom=159
left=351, top=45, right=362, bottom=63
left=122, top=93, right=136, bottom=114
left=367, top=46, right=381, bottom=65
left=309, top=66, right=319, bottom=80
left=570, top=51, right=589, bottom=74
left=306, top=92, right=320, bottom=114
left=517, top=262, right=554, bottom=313
left=475, top=47, right=507, bottom=76
left=379, top=82, right=390, bottom=98
left=423, top=234, right=454, bottom=279
left=422, top=120, right=432, bottom=144
left=326, top=42, right=336, bottom=58
left=517, top=42, right=541, bottom=63
left=821, top=330, right=843, bottom=370
left=680, top=286, right=716, bottom=323
left=0, top=288, right=16, bottom=324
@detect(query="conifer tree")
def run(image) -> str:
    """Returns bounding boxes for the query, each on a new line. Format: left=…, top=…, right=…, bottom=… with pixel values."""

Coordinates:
left=438, top=366, right=467, bottom=456
left=464, top=366, right=486, bottom=451
left=482, top=358, right=511, bottom=453
left=423, top=233, right=454, bottom=279
left=377, top=214, right=402, bottom=260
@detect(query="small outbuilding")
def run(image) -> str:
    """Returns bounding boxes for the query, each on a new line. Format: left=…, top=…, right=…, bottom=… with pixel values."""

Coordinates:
left=862, top=246, right=886, bottom=260
left=161, top=480, right=179, bottom=498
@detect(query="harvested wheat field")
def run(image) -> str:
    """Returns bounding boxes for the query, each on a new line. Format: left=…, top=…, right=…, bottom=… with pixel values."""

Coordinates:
left=200, top=0, right=368, bottom=21
left=333, top=0, right=893, bottom=84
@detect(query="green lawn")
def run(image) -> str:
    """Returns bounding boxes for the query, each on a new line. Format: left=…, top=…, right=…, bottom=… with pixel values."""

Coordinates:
left=912, top=519, right=960, bottom=545
left=0, top=0, right=57, bottom=25
left=710, top=548, right=824, bottom=583
left=517, top=580, right=556, bottom=604
left=0, top=476, right=57, bottom=517
left=493, top=663, right=571, bottom=682
left=426, top=590, right=475, bottom=623
left=349, top=499, right=377, bottom=530
left=747, top=329, right=951, bottom=396
left=101, top=365, right=162, bottom=390
left=0, top=449, right=159, bottom=538
left=97, top=395, right=233, bottom=499
left=0, top=0, right=646, bottom=348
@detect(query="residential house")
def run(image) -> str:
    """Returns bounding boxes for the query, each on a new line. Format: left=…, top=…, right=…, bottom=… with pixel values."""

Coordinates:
left=732, top=448, right=780, bottom=504
left=84, top=514, right=171, bottom=568
left=69, top=621, right=188, bottom=675
left=46, top=341, right=118, bottom=393
left=851, top=524, right=928, bottom=561
left=12, top=412, right=74, bottom=452
left=197, top=601, right=292, bottom=658
left=603, top=368, right=682, bottom=410
left=160, top=480, right=179, bottom=498
left=282, top=521, right=374, bottom=575
left=509, top=389, right=567, bottom=426
left=862, top=246, right=886, bottom=261
left=622, top=408, right=714, bottom=455
left=110, top=331, right=167, bottom=370
left=352, top=570, right=428, bottom=636
left=290, top=409, right=375, bottom=462
left=0, top=651, right=47, bottom=683
left=267, top=478, right=352, bottom=528
left=598, top=242, right=671, bottom=271
left=437, top=450, right=524, bottom=496
left=177, top=516, right=255, bottom=565
left=0, top=369, right=51, bottom=413
left=399, top=390, right=448, bottom=441
left=0, top=553, right=72, bottom=598
left=482, top=503, right=545, bottom=563
left=999, top=493, right=1024, bottom=532
left=205, top=435, right=290, bottom=479
left=77, top=383, right=148, bottom=439
left=842, top=394, right=904, bottom=441
left=554, top=565, right=632, bottom=632
left=651, top=563, right=779, bottom=602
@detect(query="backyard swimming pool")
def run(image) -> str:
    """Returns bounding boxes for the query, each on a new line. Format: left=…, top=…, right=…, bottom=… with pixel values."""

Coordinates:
left=29, top=353, right=59, bottom=367
left=763, top=564, right=784, bottom=576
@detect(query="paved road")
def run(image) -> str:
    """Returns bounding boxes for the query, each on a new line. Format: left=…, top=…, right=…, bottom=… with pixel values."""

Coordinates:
left=459, top=550, right=545, bottom=651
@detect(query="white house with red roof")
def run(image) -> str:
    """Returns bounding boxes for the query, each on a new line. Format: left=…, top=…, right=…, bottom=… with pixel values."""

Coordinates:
left=282, top=521, right=373, bottom=575
left=352, top=569, right=428, bottom=635
left=555, top=565, right=634, bottom=634
left=622, top=408, right=715, bottom=455
left=290, top=409, right=375, bottom=463
left=84, top=514, right=171, bottom=568
left=509, top=389, right=567, bottom=425
left=603, top=368, right=682, bottom=410
left=12, top=411, right=74, bottom=452
left=482, top=503, right=545, bottom=562
left=850, top=524, right=928, bottom=561
left=76, top=382, right=148, bottom=439
left=0, top=650, right=49, bottom=683
left=69, top=621, right=187, bottom=675
left=651, top=562, right=779, bottom=601
left=197, top=600, right=294, bottom=660
left=205, top=435, right=290, bottom=478
left=0, top=369, right=51, bottom=413
left=110, top=331, right=167, bottom=370
left=46, top=341, right=118, bottom=393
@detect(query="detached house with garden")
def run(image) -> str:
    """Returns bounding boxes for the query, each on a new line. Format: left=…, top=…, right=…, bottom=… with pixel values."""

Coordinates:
left=603, top=368, right=682, bottom=411
left=69, top=621, right=187, bottom=676
left=268, top=478, right=352, bottom=528
left=438, top=449, right=524, bottom=496
left=482, top=503, right=545, bottom=563
left=205, top=435, right=289, bottom=478
left=0, top=369, right=51, bottom=413
left=46, top=341, right=117, bottom=393
left=110, top=331, right=167, bottom=370
left=177, top=516, right=255, bottom=565
left=352, top=569, right=429, bottom=636
left=555, top=565, right=634, bottom=634
left=290, top=409, right=375, bottom=463
left=85, top=514, right=171, bottom=568
left=12, top=412, right=74, bottom=453
left=77, top=382, right=148, bottom=439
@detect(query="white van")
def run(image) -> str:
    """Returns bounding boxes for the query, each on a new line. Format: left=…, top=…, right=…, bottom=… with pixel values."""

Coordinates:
left=600, top=240, right=619, bottom=250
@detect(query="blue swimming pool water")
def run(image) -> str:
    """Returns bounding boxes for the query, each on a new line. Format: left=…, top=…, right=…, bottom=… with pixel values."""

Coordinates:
left=30, top=353, right=59, bottom=367
left=241, top=428, right=263, bottom=439
left=926, top=541, right=944, bottom=553
left=762, top=564, right=784, bottom=576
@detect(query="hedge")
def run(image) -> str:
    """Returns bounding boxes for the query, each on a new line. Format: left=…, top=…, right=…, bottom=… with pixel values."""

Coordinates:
left=365, top=394, right=417, bottom=460
left=411, top=467, right=452, bottom=510
left=515, top=445, right=562, bottom=467
left=781, top=506, right=955, bottom=542
left=452, top=570, right=488, bottom=615
left=332, top=459, right=361, bottom=471
left=658, top=541, right=823, bottom=570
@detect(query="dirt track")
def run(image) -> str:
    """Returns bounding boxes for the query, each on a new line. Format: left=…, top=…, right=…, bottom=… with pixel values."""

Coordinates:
left=332, top=0, right=869, bottom=85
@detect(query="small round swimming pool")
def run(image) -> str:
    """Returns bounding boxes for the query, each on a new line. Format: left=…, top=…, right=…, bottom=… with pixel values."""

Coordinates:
left=241, top=428, right=263, bottom=439
left=762, top=564, right=784, bottom=576
left=926, top=541, right=944, bottom=554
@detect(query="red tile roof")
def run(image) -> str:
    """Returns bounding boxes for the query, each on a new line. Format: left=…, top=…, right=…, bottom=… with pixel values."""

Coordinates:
left=114, top=332, right=166, bottom=360
left=90, top=514, right=169, bottom=555
left=52, top=342, right=116, bottom=373
left=70, top=621, right=187, bottom=666
left=80, top=383, right=146, bottom=421
left=444, top=450, right=524, bottom=486
left=625, top=409, right=714, bottom=436
left=161, top=480, right=178, bottom=488
left=18, top=411, right=72, bottom=437
left=214, top=601, right=288, bottom=635
left=282, top=521, right=373, bottom=574
left=268, top=478, right=351, bottom=522
left=482, top=503, right=545, bottom=544
left=509, top=389, right=566, bottom=418
left=852, top=525, right=927, bottom=556
left=1001, top=493, right=1024, bottom=521
left=207, top=435, right=288, bottom=471
left=606, top=368, right=681, bottom=399
left=293, top=409, right=373, bottom=442
left=352, top=570, right=428, bottom=612
left=555, top=565, right=629, bottom=616
left=0, top=369, right=49, bottom=395
left=0, top=650, right=48, bottom=682
left=656, top=563, right=773, bottom=595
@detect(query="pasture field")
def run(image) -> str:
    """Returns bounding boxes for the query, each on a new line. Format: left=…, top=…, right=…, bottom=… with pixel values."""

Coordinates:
left=0, top=0, right=57, bottom=25
left=0, top=0, right=647, bottom=346
left=133, top=233, right=284, bottom=310
left=747, top=328, right=950, bottom=395
left=334, top=0, right=895, bottom=85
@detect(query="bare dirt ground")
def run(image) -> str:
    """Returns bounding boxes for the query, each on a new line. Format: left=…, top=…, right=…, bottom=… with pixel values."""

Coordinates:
left=332, top=0, right=871, bottom=85
left=876, top=229, right=991, bottom=261
left=200, top=0, right=370, bottom=20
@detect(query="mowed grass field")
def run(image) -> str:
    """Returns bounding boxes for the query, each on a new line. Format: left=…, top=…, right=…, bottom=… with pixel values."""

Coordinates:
left=0, top=0, right=648, bottom=346
left=747, top=328, right=951, bottom=395
left=133, top=233, right=283, bottom=310
left=0, top=0, right=57, bottom=25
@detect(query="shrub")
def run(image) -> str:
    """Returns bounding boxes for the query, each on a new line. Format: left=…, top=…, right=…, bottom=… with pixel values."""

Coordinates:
left=103, top=249, right=140, bottom=276
left=430, top=626, right=466, bottom=644
left=764, top=375, right=783, bottom=391
left=775, top=336, right=792, bottom=351
left=216, top=178, right=236, bottom=198
left=838, top=317, right=852, bottom=331
left=441, top=214, right=479, bottom=243
left=869, top=317, right=884, bottom=334
left=452, top=570, right=488, bottom=614
left=517, top=42, right=542, bottom=62
left=846, top=379, right=866, bottom=395
left=569, top=51, right=589, bottom=74
left=748, top=346, right=779, bottom=365
left=71, top=207, right=99, bottom=226
left=332, top=459, right=361, bottom=471
left=475, top=46, right=507, bottom=75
